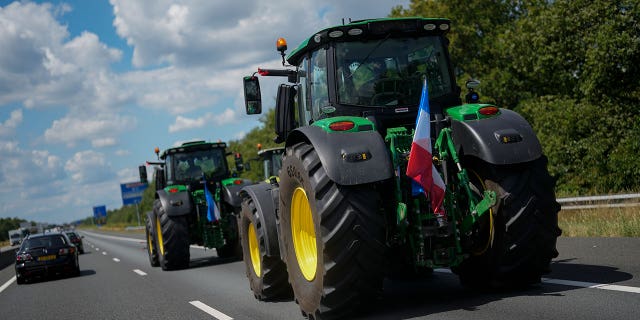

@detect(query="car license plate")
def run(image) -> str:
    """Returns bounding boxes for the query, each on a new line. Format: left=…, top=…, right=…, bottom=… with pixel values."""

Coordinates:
left=38, top=255, right=56, bottom=261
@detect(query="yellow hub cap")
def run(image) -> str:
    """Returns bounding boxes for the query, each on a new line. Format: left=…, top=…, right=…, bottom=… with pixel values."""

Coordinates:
left=248, top=222, right=261, bottom=276
left=156, top=217, right=165, bottom=256
left=147, top=230, right=154, bottom=254
left=291, top=187, right=317, bottom=281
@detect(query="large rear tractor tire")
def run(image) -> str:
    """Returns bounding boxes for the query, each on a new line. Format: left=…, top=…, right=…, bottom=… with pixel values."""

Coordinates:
left=154, top=199, right=191, bottom=270
left=454, top=156, right=562, bottom=288
left=146, top=212, right=160, bottom=267
left=279, top=142, right=385, bottom=319
left=239, top=195, right=292, bottom=300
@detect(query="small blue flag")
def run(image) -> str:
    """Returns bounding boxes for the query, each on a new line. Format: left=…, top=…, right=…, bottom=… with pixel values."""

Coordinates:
left=203, top=174, right=221, bottom=222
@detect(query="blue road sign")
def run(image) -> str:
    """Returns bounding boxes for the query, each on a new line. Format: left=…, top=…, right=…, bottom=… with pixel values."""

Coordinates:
left=93, top=205, right=107, bottom=225
left=120, top=181, right=148, bottom=206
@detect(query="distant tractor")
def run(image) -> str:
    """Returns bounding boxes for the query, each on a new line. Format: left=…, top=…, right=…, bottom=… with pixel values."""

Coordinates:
left=239, top=17, right=561, bottom=319
left=144, top=140, right=252, bottom=270
left=256, top=145, right=284, bottom=182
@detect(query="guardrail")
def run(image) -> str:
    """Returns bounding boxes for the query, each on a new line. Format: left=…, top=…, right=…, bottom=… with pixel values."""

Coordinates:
left=0, top=245, right=18, bottom=269
left=558, top=193, right=640, bottom=210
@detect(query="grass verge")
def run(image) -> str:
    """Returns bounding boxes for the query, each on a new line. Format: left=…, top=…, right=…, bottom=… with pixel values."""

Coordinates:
left=558, top=206, right=640, bottom=237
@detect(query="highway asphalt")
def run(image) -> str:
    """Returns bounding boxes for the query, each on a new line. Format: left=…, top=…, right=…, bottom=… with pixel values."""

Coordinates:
left=0, top=231, right=638, bottom=319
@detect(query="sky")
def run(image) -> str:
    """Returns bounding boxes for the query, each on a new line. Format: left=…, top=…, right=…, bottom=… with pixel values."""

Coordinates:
left=0, top=0, right=410, bottom=224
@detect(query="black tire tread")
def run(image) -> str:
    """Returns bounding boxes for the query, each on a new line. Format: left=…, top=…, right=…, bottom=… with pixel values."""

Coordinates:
left=155, top=199, right=190, bottom=270
left=282, top=142, right=385, bottom=319
left=240, top=196, right=291, bottom=300
left=456, top=156, right=561, bottom=288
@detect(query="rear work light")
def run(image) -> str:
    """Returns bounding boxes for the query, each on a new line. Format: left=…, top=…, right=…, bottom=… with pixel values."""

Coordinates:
left=329, top=121, right=355, bottom=131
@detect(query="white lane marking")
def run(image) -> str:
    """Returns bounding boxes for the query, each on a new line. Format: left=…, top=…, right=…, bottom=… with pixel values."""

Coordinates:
left=102, top=251, right=107, bottom=255
left=433, top=269, right=640, bottom=295
left=95, top=248, right=100, bottom=251
left=113, top=258, right=120, bottom=262
left=133, top=269, right=147, bottom=276
left=0, top=276, right=16, bottom=293
left=542, top=278, right=640, bottom=294
left=189, top=300, right=233, bottom=320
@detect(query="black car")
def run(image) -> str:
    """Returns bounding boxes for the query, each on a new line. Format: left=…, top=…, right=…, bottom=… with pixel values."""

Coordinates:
left=15, top=233, right=80, bottom=284
left=65, top=231, right=84, bottom=254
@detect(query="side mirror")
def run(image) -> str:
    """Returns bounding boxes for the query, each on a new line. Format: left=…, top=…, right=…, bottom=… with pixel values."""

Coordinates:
left=465, top=79, right=481, bottom=103
left=234, top=153, right=245, bottom=172
left=138, top=165, right=147, bottom=183
left=243, top=76, right=262, bottom=114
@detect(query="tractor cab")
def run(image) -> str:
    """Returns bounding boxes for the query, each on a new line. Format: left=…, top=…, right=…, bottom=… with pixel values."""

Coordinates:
left=243, top=18, right=461, bottom=138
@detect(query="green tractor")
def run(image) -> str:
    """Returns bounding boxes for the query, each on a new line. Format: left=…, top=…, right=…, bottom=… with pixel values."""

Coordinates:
left=239, top=17, right=561, bottom=319
left=144, top=140, right=252, bottom=270
left=255, top=145, right=284, bottom=182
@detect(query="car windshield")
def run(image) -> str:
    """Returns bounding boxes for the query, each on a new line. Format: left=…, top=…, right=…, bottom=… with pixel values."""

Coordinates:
left=172, top=149, right=227, bottom=181
left=66, top=233, right=78, bottom=240
left=22, top=235, right=67, bottom=250
left=335, top=36, right=453, bottom=107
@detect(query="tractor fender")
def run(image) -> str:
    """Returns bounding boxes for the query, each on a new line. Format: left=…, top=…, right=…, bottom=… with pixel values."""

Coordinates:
left=450, top=108, right=542, bottom=165
left=221, top=179, right=253, bottom=209
left=286, top=126, right=393, bottom=185
left=156, top=189, right=193, bottom=217
left=240, top=183, right=280, bottom=257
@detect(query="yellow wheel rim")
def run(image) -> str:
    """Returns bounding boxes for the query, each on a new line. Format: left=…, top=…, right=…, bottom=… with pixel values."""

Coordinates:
left=291, top=187, right=317, bottom=281
left=248, top=222, right=261, bottom=276
left=156, top=217, right=165, bottom=256
left=147, top=229, right=154, bottom=255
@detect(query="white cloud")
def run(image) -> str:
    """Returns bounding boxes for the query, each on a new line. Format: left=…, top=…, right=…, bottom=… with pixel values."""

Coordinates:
left=115, top=149, right=131, bottom=156
left=64, top=150, right=114, bottom=183
left=44, top=114, right=136, bottom=147
left=168, top=108, right=238, bottom=133
left=92, top=137, right=117, bottom=148
left=0, top=109, right=23, bottom=137
left=0, top=142, right=64, bottom=188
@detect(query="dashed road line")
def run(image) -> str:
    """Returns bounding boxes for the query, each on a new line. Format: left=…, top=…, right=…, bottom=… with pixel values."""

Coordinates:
left=113, top=258, right=120, bottom=262
left=0, top=276, right=16, bottom=294
left=102, top=251, right=107, bottom=255
left=133, top=269, right=147, bottom=276
left=189, top=300, right=233, bottom=320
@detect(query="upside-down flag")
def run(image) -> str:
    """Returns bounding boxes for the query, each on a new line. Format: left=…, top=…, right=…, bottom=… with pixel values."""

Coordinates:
left=203, top=174, right=221, bottom=222
left=406, top=77, right=447, bottom=217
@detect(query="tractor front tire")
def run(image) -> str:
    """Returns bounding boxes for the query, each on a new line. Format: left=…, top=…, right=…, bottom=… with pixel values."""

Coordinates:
left=239, top=195, right=291, bottom=300
left=154, top=199, right=190, bottom=270
left=145, top=212, right=159, bottom=267
left=279, top=142, right=385, bottom=319
left=455, top=156, right=562, bottom=288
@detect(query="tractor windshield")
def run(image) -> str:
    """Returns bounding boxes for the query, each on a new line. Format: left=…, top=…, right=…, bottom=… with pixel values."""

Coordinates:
left=335, top=36, right=452, bottom=107
left=170, top=149, right=227, bottom=182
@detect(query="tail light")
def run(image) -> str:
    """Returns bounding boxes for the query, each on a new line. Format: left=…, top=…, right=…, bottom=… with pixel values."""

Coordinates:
left=59, top=247, right=76, bottom=255
left=329, top=121, right=355, bottom=131
left=478, top=106, right=499, bottom=116
left=16, top=253, right=33, bottom=262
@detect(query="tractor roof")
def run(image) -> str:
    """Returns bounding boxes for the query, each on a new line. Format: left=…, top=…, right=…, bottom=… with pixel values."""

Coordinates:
left=159, top=140, right=227, bottom=159
left=286, top=17, right=451, bottom=65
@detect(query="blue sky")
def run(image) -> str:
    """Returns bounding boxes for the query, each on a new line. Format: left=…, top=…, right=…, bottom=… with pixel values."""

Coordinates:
left=0, top=0, right=409, bottom=224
